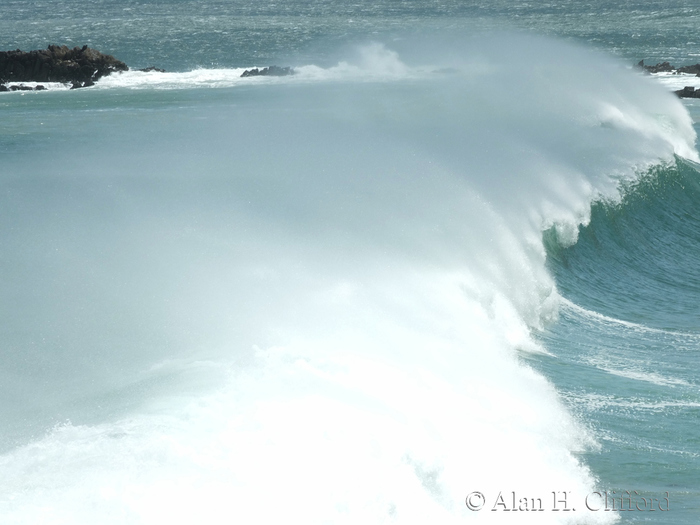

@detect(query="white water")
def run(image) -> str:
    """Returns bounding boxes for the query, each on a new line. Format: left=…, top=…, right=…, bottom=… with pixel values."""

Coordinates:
left=0, top=35, right=696, bottom=523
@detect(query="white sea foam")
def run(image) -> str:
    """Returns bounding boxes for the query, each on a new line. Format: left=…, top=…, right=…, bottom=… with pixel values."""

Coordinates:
left=649, top=71, right=700, bottom=91
left=1, top=34, right=697, bottom=523
left=93, top=43, right=428, bottom=90
left=568, top=392, right=700, bottom=412
left=0, top=81, right=69, bottom=91
left=583, top=356, right=692, bottom=387
left=0, top=44, right=425, bottom=94
left=95, top=67, right=252, bottom=90
left=559, top=298, right=697, bottom=336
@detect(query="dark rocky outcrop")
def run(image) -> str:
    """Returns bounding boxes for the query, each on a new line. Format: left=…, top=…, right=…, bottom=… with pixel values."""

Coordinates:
left=138, top=66, right=166, bottom=73
left=0, top=45, right=128, bottom=90
left=674, top=86, right=700, bottom=98
left=0, top=83, right=46, bottom=91
left=636, top=60, right=700, bottom=98
left=637, top=60, right=676, bottom=74
left=70, top=79, right=95, bottom=89
left=677, top=64, right=700, bottom=76
left=241, top=65, right=294, bottom=78
left=637, top=60, right=700, bottom=98
left=637, top=59, right=700, bottom=76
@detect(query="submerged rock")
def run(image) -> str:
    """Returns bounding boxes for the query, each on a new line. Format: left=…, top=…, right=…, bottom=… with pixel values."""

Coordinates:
left=0, top=45, right=128, bottom=89
left=138, top=66, right=166, bottom=73
left=241, top=65, right=294, bottom=78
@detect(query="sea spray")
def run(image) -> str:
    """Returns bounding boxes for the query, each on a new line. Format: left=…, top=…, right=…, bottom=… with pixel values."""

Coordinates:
left=0, top=34, right=696, bottom=523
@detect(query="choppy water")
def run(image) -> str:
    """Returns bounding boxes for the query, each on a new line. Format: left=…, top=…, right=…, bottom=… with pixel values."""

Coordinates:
left=1, top=1, right=699, bottom=524
left=4, top=0, right=700, bottom=68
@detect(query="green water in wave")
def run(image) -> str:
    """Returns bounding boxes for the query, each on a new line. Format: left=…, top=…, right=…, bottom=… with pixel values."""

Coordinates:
left=536, top=159, right=700, bottom=523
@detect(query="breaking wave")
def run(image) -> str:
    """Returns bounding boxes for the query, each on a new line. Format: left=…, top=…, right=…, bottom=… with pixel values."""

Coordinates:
left=0, top=34, right=696, bottom=524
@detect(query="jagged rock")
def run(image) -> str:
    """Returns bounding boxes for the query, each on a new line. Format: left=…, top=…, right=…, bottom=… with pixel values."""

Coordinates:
left=640, top=61, right=676, bottom=74
left=638, top=60, right=700, bottom=77
left=0, top=83, right=48, bottom=92
left=0, top=45, right=128, bottom=88
left=138, top=66, right=166, bottom=73
left=70, top=79, right=95, bottom=89
left=677, top=64, right=700, bottom=76
left=674, top=86, right=700, bottom=98
left=241, top=66, right=295, bottom=78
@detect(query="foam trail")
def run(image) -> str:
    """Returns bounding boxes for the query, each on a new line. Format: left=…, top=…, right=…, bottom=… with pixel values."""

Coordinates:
left=0, top=34, right=696, bottom=523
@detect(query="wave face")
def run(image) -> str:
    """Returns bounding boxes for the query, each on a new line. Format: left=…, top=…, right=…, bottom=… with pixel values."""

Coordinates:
left=538, top=158, right=700, bottom=523
left=0, top=35, right=696, bottom=523
left=547, top=158, right=700, bottom=332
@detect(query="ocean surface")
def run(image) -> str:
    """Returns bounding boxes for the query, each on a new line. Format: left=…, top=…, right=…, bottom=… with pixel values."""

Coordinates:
left=1, top=1, right=700, bottom=524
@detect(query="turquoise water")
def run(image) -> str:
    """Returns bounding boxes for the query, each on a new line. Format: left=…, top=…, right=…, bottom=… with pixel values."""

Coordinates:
left=535, top=159, right=700, bottom=523
left=2, top=2, right=700, bottom=524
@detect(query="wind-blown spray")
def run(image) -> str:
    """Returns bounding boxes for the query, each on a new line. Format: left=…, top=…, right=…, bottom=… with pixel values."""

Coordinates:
left=0, top=34, right=695, bottom=524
